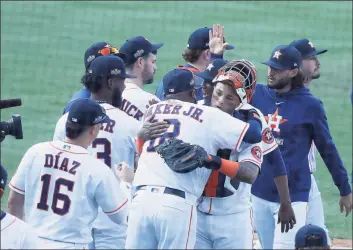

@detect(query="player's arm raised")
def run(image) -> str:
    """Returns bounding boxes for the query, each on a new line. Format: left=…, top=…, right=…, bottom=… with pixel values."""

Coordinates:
left=310, top=101, right=352, bottom=216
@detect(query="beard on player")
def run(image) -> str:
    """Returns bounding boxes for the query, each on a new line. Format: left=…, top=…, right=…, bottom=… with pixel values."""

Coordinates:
left=142, top=64, right=155, bottom=85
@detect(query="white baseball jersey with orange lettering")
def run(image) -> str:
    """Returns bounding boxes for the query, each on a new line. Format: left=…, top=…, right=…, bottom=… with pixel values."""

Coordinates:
left=1, top=212, right=42, bottom=249
left=121, top=82, right=160, bottom=121
left=8, top=140, right=128, bottom=244
left=133, top=99, right=250, bottom=200
left=53, top=102, right=140, bottom=169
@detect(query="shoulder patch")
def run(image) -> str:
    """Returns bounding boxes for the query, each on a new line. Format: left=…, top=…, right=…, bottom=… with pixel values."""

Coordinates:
left=251, top=146, right=262, bottom=162
left=262, top=127, right=274, bottom=144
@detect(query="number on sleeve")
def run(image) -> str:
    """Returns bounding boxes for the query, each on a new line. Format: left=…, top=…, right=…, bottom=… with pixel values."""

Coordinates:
left=37, top=175, right=75, bottom=216
left=92, top=138, right=112, bottom=168
left=147, top=119, right=181, bottom=152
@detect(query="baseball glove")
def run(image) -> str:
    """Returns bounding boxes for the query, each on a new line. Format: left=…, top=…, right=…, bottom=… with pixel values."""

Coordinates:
left=155, top=138, right=211, bottom=173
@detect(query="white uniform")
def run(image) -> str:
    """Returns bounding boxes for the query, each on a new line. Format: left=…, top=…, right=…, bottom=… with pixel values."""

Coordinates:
left=121, top=82, right=160, bottom=121
left=196, top=104, right=272, bottom=249
left=125, top=100, right=251, bottom=249
left=1, top=212, right=42, bottom=249
left=53, top=102, right=140, bottom=249
left=306, top=142, right=331, bottom=246
left=8, top=140, right=129, bottom=249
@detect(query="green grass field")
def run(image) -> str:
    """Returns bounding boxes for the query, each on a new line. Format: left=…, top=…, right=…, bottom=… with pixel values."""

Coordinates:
left=1, top=1, right=352, bottom=239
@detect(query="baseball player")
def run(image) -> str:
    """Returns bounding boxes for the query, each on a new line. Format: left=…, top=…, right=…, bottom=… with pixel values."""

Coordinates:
left=195, top=58, right=227, bottom=105
left=250, top=44, right=352, bottom=249
left=295, top=225, right=330, bottom=250
left=7, top=98, right=129, bottom=249
left=195, top=59, right=295, bottom=249
left=63, top=41, right=123, bottom=114
left=289, top=38, right=332, bottom=245
left=119, top=36, right=164, bottom=121
left=125, top=68, right=262, bottom=249
left=155, top=24, right=235, bottom=101
left=54, top=55, right=169, bottom=249
left=1, top=165, right=42, bottom=249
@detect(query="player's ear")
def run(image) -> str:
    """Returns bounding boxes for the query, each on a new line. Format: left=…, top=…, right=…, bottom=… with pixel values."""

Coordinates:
left=137, top=57, right=144, bottom=68
left=0, top=188, right=4, bottom=199
left=107, top=78, right=113, bottom=90
left=289, top=68, right=299, bottom=78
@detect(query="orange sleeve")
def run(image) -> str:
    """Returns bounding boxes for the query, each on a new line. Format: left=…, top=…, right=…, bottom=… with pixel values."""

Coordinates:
left=136, top=138, right=145, bottom=156
left=219, top=159, right=239, bottom=178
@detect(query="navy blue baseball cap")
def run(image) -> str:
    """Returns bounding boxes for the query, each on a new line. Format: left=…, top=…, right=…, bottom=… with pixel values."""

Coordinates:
left=119, top=36, right=164, bottom=65
left=261, top=45, right=301, bottom=70
left=187, top=27, right=235, bottom=50
left=163, top=69, right=196, bottom=95
left=84, top=42, right=124, bottom=70
left=89, top=55, right=136, bottom=79
left=194, top=59, right=227, bottom=82
left=295, top=225, right=328, bottom=248
left=68, top=98, right=109, bottom=126
left=289, top=38, right=327, bottom=59
left=0, top=164, right=7, bottom=190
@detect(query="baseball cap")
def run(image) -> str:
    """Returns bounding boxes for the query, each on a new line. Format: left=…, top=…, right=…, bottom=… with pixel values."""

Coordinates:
left=68, top=98, right=109, bottom=126
left=163, top=69, right=196, bottom=95
left=119, top=36, right=164, bottom=65
left=84, top=42, right=123, bottom=70
left=295, top=224, right=328, bottom=248
left=0, top=164, right=8, bottom=191
left=261, top=45, right=301, bottom=70
left=194, top=59, right=228, bottom=82
left=289, top=38, right=328, bottom=59
left=187, top=27, right=235, bottom=50
left=89, top=55, right=136, bottom=79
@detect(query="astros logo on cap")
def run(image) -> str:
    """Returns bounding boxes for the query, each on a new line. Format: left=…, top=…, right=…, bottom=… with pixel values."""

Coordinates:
left=273, top=50, right=282, bottom=59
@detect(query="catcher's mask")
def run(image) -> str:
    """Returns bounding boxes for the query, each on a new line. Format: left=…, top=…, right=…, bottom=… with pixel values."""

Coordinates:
left=212, top=59, right=257, bottom=110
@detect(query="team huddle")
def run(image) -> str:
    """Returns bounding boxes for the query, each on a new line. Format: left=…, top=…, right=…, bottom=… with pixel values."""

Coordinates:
left=1, top=24, right=352, bottom=250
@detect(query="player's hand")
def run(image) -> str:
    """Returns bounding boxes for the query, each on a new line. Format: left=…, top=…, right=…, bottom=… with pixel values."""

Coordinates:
left=113, top=162, right=135, bottom=184
left=277, top=202, right=296, bottom=233
left=209, top=24, right=228, bottom=55
left=339, top=193, right=352, bottom=217
left=145, top=98, right=159, bottom=109
left=138, top=115, right=170, bottom=141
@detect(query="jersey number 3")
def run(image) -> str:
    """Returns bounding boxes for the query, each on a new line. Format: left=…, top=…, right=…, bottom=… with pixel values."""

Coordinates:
left=37, top=174, right=74, bottom=216
left=147, top=119, right=180, bottom=152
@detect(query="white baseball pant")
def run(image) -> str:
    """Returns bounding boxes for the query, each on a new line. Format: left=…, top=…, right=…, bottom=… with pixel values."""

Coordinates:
left=307, top=174, right=331, bottom=246
left=251, top=195, right=308, bottom=249
left=125, top=186, right=197, bottom=249
left=195, top=208, right=254, bottom=249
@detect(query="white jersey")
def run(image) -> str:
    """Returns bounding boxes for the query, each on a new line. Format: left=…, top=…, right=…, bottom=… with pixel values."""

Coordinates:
left=53, top=102, right=140, bottom=169
left=121, top=82, right=160, bottom=121
left=1, top=212, right=42, bottom=249
left=308, top=141, right=317, bottom=173
left=198, top=103, right=272, bottom=215
left=9, top=140, right=128, bottom=244
left=241, top=103, right=278, bottom=154
left=133, top=100, right=250, bottom=202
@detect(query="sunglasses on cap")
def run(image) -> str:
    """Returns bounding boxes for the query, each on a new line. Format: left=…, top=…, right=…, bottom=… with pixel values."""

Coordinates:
left=98, top=46, right=119, bottom=56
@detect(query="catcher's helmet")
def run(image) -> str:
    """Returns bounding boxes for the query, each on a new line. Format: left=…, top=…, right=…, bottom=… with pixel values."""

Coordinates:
left=212, top=59, right=257, bottom=109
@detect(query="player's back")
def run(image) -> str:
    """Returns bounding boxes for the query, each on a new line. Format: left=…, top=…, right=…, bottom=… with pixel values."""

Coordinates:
left=89, top=103, right=140, bottom=168
left=17, top=140, right=116, bottom=243
left=134, top=99, right=249, bottom=198
left=121, top=83, right=160, bottom=121
left=54, top=102, right=140, bottom=168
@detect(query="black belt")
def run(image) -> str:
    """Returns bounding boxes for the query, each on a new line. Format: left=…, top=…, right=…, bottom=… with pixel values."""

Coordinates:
left=136, top=186, right=185, bottom=199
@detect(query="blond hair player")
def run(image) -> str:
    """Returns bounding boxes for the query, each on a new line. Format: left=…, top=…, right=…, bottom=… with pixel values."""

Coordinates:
left=8, top=98, right=129, bottom=249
